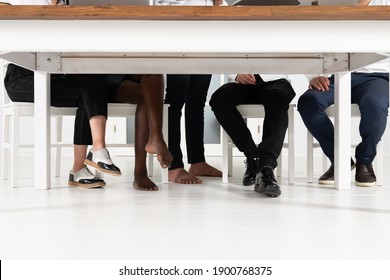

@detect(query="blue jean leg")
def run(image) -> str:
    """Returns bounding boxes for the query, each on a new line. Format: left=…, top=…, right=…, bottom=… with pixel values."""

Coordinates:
left=351, top=73, right=389, bottom=164
left=298, top=73, right=389, bottom=164
left=298, top=84, right=336, bottom=163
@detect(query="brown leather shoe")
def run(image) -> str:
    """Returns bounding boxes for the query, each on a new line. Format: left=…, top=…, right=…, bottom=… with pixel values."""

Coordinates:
left=355, top=163, right=376, bottom=187
left=318, top=159, right=356, bottom=185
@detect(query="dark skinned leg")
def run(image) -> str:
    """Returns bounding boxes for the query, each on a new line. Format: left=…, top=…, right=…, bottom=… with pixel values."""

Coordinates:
left=140, top=75, right=172, bottom=168
left=120, top=74, right=172, bottom=168
left=133, top=100, right=159, bottom=191
left=115, top=78, right=159, bottom=191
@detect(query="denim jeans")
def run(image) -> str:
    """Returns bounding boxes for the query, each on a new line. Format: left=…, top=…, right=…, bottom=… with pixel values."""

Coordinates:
left=298, top=73, right=389, bottom=164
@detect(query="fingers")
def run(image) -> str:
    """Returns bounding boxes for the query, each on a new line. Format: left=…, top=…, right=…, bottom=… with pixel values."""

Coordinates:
left=309, top=76, right=330, bottom=91
left=236, top=74, right=256, bottom=85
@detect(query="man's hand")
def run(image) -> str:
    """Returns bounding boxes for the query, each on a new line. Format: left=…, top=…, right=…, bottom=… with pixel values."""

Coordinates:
left=213, top=0, right=224, bottom=6
left=309, top=76, right=330, bottom=91
left=236, top=74, right=256, bottom=85
left=357, top=0, right=371, bottom=5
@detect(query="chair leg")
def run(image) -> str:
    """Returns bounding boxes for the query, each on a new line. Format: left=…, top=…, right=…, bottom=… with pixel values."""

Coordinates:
left=228, top=137, right=233, bottom=177
left=375, top=140, right=384, bottom=186
left=11, top=107, right=20, bottom=187
left=287, top=104, right=295, bottom=184
left=147, top=153, right=154, bottom=177
left=0, top=61, right=8, bottom=181
left=1, top=113, right=10, bottom=181
left=322, top=153, right=328, bottom=173
left=307, top=132, right=314, bottom=183
left=222, top=129, right=229, bottom=183
left=276, top=155, right=282, bottom=177
left=55, top=116, right=63, bottom=177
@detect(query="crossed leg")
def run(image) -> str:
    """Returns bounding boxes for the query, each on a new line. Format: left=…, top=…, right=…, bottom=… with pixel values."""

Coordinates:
left=114, top=75, right=172, bottom=191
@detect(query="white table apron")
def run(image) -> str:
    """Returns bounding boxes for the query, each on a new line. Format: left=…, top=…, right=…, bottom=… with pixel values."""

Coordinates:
left=1, top=19, right=390, bottom=190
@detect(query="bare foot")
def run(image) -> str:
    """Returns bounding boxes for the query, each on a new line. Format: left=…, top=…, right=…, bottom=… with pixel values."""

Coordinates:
left=169, top=168, right=203, bottom=184
left=189, top=162, right=222, bottom=177
left=145, top=136, right=173, bottom=169
left=133, top=174, right=159, bottom=191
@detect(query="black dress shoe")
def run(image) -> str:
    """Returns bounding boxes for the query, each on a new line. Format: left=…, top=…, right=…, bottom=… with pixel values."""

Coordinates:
left=355, top=163, right=376, bottom=187
left=242, top=157, right=260, bottom=186
left=254, top=166, right=281, bottom=197
left=84, top=148, right=122, bottom=176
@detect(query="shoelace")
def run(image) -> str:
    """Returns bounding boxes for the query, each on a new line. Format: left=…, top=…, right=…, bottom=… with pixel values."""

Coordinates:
left=244, top=159, right=259, bottom=175
left=261, top=168, right=276, bottom=184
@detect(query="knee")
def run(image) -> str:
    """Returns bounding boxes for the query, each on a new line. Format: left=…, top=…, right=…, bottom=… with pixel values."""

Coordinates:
left=297, top=90, right=324, bottom=115
left=209, top=93, right=219, bottom=110
left=360, top=96, right=389, bottom=119
left=270, top=86, right=296, bottom=104
left=209, top=85, right=227, bottom=109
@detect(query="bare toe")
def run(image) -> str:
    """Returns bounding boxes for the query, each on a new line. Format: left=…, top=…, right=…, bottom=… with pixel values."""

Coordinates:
left=169, top=168, right=203, bottom=184
left=133, top=175, right=159, bottom=191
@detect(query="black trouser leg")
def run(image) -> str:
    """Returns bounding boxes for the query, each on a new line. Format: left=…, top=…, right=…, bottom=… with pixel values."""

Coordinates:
left=210, top=79, right=295, bottom=168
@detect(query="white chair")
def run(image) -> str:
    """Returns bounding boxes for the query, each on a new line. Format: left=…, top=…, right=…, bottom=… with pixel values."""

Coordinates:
left=307, top=104, right=384, bottom=185
left=221, top=104, right=295, bottom=184
left=1, top=63, right=168, bottom=187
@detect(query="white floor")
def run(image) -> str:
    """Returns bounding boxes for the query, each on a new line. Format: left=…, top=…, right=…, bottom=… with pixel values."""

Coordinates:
left=1, top=154, right=390, bottom=260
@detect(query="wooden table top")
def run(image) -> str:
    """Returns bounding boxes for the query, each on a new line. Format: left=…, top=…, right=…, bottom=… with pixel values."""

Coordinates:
left=0, top=5, right=390, bottom=21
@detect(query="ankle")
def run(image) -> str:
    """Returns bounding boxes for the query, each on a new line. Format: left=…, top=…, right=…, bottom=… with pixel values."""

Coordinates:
left=190, top=162, right=206, bottom=167
left=92, top=145, right=106, bottom=152
left=72, top=164, right=86, bottom=173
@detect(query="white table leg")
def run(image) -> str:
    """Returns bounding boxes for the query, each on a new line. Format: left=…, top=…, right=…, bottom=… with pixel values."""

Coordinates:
left=34, top=71, right=51, bottom=190
left=334, top=72, right=351, bottom=190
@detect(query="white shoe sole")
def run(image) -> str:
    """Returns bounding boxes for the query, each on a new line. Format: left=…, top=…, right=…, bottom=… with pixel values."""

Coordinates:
left=318, top=180, right=334, bottom=185
left=355, top=181, right=376, bottom=187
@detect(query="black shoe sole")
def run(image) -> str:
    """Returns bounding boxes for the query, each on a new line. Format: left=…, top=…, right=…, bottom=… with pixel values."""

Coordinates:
left=254, top=185, right=281, bottom=197
left=260, top=191, right=281, bottom=197
left=242, top=179, right=255, bottom=186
